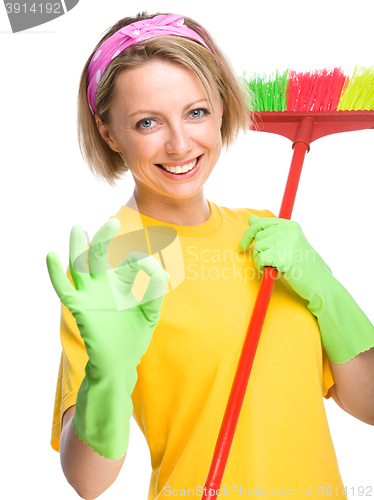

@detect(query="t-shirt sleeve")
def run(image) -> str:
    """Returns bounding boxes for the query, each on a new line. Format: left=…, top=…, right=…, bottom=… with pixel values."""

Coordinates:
left=322, top=346, right=334, bottom=399
left=50, top=267, right=88, bottom=453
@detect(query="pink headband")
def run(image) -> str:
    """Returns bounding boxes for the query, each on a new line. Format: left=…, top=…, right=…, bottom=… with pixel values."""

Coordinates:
left=87, top=13, right=211, bottom=115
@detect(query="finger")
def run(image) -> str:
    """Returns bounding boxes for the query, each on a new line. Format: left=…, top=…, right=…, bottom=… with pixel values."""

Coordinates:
left=115, top=252, right=161, bottom=286
left=139, top=270, right=169, bottom=322
left=46, top=252, right=76, bottom=308
left=252, top=233, right=279, bottom=253
left=249, top=214, right=261, bottom=224
left=253, top=225, right=278, bottom=242
left=69, top=224, right=89, bottom=290
left=238, top=216, right=278, bottom=249
left=238, top=226, right=255, bottom=250
left=113, top=253, right=168, bottom=316
left=253, top=248, right=278, bottom=271
left=88, top=218, right=121, bottom=275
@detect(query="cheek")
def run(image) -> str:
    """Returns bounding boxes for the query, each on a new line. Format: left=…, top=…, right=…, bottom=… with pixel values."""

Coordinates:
left=200, top=120, right=223, bottom=147
left=201, top=124, right=222, bottom=167
left=211, top=124, right=223, bottom=152
left=121, top=134, right=160, bottom=164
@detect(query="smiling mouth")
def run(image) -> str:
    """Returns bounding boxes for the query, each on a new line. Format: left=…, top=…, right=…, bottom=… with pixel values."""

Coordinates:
left=156, top=156, right=200, bottom=174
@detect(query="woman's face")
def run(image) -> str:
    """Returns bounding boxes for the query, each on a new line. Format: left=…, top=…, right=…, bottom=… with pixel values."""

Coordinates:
left=97, top=59, right=223, bottom=201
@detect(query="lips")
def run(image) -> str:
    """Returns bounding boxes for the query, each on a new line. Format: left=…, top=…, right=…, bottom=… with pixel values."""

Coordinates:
left=157, top=157, right=198, bottom=174
left=155, top=155, right=203, bottom=179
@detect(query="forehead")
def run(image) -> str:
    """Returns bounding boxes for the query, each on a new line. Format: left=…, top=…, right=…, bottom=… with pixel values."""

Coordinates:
left=113, top=60, right=219, bottom=111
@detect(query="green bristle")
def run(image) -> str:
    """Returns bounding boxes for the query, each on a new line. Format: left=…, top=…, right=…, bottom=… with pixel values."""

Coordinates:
left=243, top=69, right=289, bottom=111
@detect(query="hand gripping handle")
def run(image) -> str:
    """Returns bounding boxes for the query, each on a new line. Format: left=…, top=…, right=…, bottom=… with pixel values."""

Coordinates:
left=201, top=118, right=314, bottom=499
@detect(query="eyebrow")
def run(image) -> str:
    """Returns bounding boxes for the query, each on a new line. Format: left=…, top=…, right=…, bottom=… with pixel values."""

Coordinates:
left=128, top=99, right=210, bottom=118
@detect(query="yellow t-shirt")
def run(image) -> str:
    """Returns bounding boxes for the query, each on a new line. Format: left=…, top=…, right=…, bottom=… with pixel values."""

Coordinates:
left=51, top=200, right=344, bottom=498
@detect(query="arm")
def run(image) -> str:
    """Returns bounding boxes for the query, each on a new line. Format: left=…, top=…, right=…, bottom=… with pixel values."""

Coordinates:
left=239, top=216, right=374, bottom=424
left=328, top=346, right=374, bottom=425
left=47, top=220, right=168, bottom=486
left=60, top=406, right=126, bottom=500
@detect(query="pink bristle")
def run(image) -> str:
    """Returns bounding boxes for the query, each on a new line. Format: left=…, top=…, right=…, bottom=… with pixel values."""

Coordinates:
left=329, top=68, right=345, bottom=110
left=286, top=68, right=347, bottom=111
left=313, top=69, right=328, bottom=110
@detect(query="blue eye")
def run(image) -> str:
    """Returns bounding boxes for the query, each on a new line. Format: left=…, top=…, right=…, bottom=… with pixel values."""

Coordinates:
left=136, top=118, right=156, bottom=130
left=190, top=108, right=209, bottom=119
left=135, top=108, right=209, bottom=131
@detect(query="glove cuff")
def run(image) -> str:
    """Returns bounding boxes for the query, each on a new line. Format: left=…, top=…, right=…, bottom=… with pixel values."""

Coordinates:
left=72, top=360, right=138, bottom=459
left=307, top=276, right=374, bottom=364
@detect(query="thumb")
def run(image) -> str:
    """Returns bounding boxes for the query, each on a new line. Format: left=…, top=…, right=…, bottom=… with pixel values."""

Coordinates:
left=248, top=215, right=260, bottom=225
left=238, top=215, right=260, bottom=249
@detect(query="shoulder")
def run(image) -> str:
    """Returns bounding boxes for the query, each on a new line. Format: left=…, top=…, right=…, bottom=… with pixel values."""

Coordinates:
left=213, top=203, right=276, bottom=223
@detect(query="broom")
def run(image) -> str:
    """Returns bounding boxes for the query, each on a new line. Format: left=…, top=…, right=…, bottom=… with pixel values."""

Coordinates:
left=201, top=65, right=374, bottom=499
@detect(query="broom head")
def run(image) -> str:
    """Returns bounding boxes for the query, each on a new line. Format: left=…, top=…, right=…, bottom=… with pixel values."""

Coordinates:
left=244, top=65, right=374, bottom=144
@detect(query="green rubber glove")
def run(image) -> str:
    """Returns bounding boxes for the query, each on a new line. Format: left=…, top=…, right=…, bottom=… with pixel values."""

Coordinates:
left=239, top=215, right=374, bottom=364
left=47, top=218, right=169, bottom=459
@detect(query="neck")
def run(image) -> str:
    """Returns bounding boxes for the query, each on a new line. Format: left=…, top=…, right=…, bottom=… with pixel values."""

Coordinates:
left=125, top=186, right=211, bottom=226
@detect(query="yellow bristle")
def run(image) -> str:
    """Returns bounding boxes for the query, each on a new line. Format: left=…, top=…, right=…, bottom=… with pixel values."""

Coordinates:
left=337, top=65, right=374, bottom=110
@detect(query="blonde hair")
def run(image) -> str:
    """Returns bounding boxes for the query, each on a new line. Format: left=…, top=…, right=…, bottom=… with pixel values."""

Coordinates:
left=77, top=11, right=251, bottom=186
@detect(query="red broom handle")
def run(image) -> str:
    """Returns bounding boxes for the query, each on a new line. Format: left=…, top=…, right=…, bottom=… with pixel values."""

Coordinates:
left=201, top=117, right=314, bottom=500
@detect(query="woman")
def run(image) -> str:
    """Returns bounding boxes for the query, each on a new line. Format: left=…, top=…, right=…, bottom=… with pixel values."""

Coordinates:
left=47, top=11, right=374, bottom=500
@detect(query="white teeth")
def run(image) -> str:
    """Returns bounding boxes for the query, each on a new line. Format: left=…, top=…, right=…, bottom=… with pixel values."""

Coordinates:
left=160, top=158, right=198, bottom=174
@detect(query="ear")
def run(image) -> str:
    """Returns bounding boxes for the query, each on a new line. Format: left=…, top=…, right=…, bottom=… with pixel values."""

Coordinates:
left=95, top=114, right=122, bottom=153
left=219, top=104, right=224, bottom=128
left=216, top=98, right=224, bottom=129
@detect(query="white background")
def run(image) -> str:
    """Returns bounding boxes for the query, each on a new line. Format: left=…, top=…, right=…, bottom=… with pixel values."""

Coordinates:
left=1, top=0, right=373, bottom=498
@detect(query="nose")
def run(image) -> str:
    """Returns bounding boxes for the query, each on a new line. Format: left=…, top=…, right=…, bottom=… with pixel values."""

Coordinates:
left=165, top=122, right=192, bottom=157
